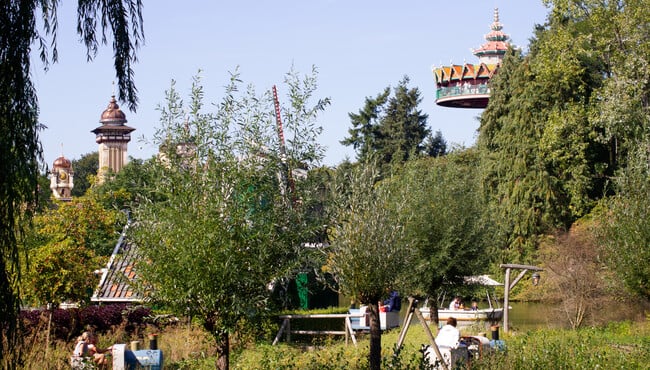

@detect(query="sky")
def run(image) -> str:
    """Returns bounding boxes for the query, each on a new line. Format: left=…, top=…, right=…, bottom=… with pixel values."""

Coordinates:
left=33, top=0, right=551, bottom=169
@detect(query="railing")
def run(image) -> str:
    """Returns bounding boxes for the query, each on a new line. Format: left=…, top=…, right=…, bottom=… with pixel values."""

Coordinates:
left=272, top=313, right=364, bottom=346
left=436, top=84, right=490, bottom=99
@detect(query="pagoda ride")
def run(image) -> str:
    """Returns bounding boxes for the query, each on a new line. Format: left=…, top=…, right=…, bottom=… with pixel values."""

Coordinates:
left=432, top=8, right=510, bottom=109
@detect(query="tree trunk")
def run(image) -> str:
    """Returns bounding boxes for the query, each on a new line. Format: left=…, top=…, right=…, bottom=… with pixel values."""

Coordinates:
left=431, top=299, right=440, bottom=327
left=368, top=302, right=382, bottom=370
left=214, top=331, right=229, bottom=370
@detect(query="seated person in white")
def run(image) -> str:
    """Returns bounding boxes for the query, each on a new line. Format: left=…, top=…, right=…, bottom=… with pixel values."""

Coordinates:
left=448, top=296, right=462, bottom=310
left=435, top=317, right=460, bottom=348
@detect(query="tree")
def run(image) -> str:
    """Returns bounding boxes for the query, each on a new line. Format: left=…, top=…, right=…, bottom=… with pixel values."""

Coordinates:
left=1, top=1, right=142, bottom=364
left=325, top=160, right=411, bottom=370
left=423, top=130, right=447, bottom=158
left=131, top=68, right=330, bottom=370
left=22, top=239, right=98, bottom=307
left=538, top=223, right=612, bottom=329
left=342, top=76, right=429, bottom=168
left=71, top=152, right=99, bottom=197
left=480, top=0, right=650, bottom=266
left=600, top=142, right=650, bottom=299
left=383, top=151, right=491, bottom=322
left=20, top=191, right=125, bottom=307
left=95, top=158, right=160, bottom=211
left=477, top=29, right=608, bottom=262
left=548, top=0, right=650, bottom=165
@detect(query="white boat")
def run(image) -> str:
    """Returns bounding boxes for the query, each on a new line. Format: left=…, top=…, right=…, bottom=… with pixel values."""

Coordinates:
left=420, top=306, right=503, bottom=323
left=419, top=275, right=505, bottom=324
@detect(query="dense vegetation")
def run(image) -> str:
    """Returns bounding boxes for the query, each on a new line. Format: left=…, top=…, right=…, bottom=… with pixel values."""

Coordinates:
left=7, top=0, right=650, bottom=369
left=15, top=312, right=650, bottom=369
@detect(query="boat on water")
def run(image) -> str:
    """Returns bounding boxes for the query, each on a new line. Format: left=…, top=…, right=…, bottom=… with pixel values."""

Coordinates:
left=420, top=306, right=504, bottom=323
left=420, top=275, right=505, bottom=324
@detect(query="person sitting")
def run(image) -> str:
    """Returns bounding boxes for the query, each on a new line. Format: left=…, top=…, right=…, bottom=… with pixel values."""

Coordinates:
left=383, top=290, right=401, bottom=312
left=470, top=301, right=479, bottom=311
left=435, top=317, right=460, bottom=348
left=71, top=331, right=111, bottom=369
left=448, top=296, right=462, bottom=310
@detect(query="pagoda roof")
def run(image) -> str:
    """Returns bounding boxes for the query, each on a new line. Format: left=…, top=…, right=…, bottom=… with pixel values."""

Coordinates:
left=473, top=8, right=510, bottom=57
left=433, top=63, right=499, bottom=85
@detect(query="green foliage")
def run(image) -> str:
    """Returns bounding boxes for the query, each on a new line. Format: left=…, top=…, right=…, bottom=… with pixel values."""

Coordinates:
left=473, top=321, right=650, bottom=369
left=423, top=130, right=447, bottom=158
left=1, top=1, right=143, bottom=364
left=71, top=152, right=99, bottom=197
left=383, top=151, right=491, bottom=300
left=95, top=158, right=161, bottom=211
left=326, top=161, right=411, bottom=305
left=341, top=76, right=430, bottom=169
left=28, top=194, right=125, bottom=257
left=20, top=193, right=125, bottom=306
left=600, top=142, right=650, bottom=299
left=131, top=68, right=330, bottom=369
left=325, top=160, right=412, bottom=369
left=22, top=239, right=98, bottom=306
left=478, top=29, right=608, bottom=262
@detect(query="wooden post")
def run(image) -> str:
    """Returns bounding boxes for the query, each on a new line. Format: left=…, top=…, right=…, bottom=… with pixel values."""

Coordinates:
left=503, top=267, right=511, bottom=333
left=414, top=308, right=448, bottom=370
left=395, top=297, right=417, bottom=352
left=272, top=318, right=289, bottom=345
left=286, top=319, right=291, bottom=343
left=500, top=263, right=544, bottom=333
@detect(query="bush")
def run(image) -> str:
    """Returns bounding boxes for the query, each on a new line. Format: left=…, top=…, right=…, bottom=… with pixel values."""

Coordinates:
left=20, top=304, right=153, bottom=340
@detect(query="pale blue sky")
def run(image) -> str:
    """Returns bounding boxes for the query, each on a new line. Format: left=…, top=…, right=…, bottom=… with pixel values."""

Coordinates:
left=34, top=0, right=550, bottom=168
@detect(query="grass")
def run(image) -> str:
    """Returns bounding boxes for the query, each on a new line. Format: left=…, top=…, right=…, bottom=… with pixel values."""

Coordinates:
left=17, top=315, right=650, bottom=369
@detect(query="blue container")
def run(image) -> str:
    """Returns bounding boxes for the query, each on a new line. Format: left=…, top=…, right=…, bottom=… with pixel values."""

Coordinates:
left=133, top=349, right=164, bottom=370
left=489, top=339, right=506, bottom=351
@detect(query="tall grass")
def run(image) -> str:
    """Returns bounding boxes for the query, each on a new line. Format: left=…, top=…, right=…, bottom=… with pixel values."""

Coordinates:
left=22, top=316, right=650, bottom=369
left=472, top=320, right=650, bottom=369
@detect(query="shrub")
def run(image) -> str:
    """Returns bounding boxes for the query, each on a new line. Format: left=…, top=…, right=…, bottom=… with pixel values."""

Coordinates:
left=20, top=304, right=153, bottom=340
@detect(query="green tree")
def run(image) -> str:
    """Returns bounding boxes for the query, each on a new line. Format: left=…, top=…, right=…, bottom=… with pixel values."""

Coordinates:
left=22, top=239, right=98, bottom=307
left=1, top=1, right=142, bottom=364
left=600, top=142, right=650, bottom=299
left=325, top=161, right=411, bottom=370
left=478, top=26, right=608, bottom=262
left=131, top=69, right=329, bottom=370
left=423, top=129, right=447, bottom=157
left=342, top=76, right=429, bottom=168
left=384, top=151, right=490, bottom=321
left=30, top=194, right=125, bottom=257
left=95, top=157, right=160, bottom=211
left=71, top=152, right=99, bottom=197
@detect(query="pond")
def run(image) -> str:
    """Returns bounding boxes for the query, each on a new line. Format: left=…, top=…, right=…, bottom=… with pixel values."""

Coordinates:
left=400, top=301, right=645, bottom=332
left=507, top=301, right=564, bottom=331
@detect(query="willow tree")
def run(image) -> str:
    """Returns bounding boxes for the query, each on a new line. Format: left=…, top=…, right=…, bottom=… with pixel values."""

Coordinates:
left=383, top=151, right=491, bottom=321
left=325, top=161, right=411, bottom=370
left=131, top=69, right=329, bottom=370
left=1, top=1, right=142, bottom=366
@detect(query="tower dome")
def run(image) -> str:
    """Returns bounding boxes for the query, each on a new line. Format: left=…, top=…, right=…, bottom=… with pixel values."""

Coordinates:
left=432, top=8, right=510, bottom=109
left=50, top=153, right=74, bottom=201
left=99, top=95, right=127, bottom=125
left=91, top=94, right=136, bottom=182
left=53, top=156, right=72, bottom=169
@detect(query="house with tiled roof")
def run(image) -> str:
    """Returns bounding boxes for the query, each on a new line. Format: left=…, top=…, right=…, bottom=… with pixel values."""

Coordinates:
left=92, top=223, right=143, bottom=303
